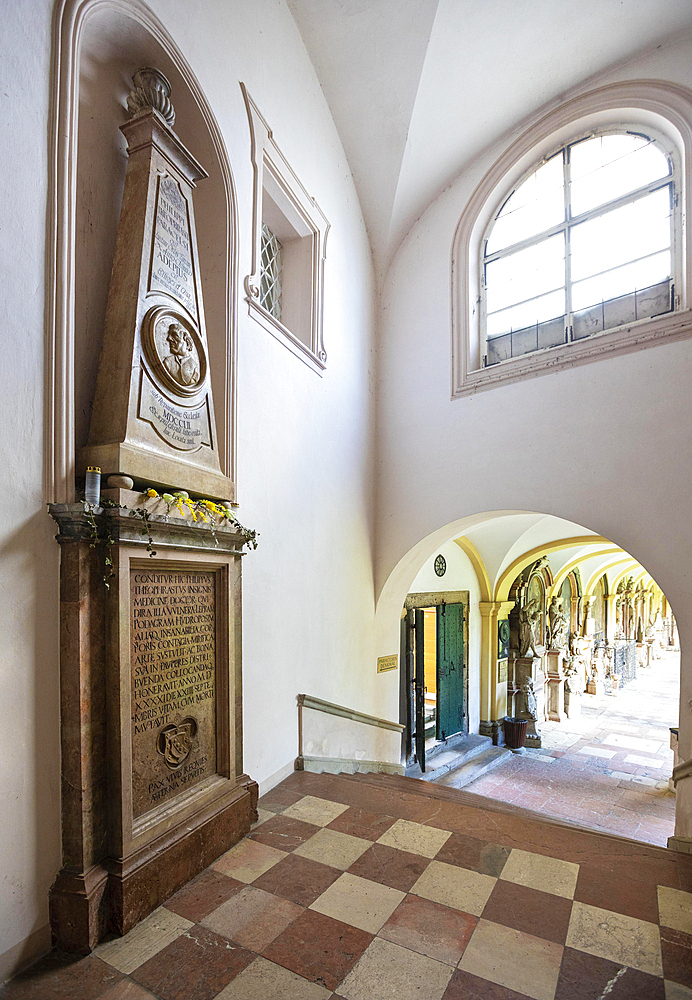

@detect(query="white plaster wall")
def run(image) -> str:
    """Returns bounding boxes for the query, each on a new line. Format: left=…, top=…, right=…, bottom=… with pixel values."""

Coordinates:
left=376, top=35, right=692, bottom=821
left=408, top=540, right=482, bottom=734
left=0, top=0, right=376, bottom=976
left=0, top=0, right=62, bottom=979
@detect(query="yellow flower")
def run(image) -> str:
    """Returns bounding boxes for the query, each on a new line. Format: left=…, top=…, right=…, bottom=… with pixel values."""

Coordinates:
left=146, top=488, right=158, bottom=498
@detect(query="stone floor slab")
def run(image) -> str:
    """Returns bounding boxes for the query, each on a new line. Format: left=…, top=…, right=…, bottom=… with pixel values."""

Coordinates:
left=309, top=872, right=405, bottom=933
left=458, top=919, right=563, bottom=1000
left=565, top=901, right=663, bottom=977
left=338, top=937, right=454, bottom=1000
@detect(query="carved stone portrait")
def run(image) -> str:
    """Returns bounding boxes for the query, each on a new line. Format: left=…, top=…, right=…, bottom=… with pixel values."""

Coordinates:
left=162, top=322, right=200, bottom=387
left=141, top=307, right=206, bottom=397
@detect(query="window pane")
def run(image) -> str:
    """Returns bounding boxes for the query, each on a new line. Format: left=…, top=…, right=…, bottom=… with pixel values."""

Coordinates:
left=486, top=154, right=564, bottom=254
left=570, top=134, right=670, bottom=216
left=571, top=249, right=671, bottom=311
left=570, top=186, right=671, bottom=283
left=486, top=232, right=565, bottom=314
left=487, top=289, right=565, bottom=338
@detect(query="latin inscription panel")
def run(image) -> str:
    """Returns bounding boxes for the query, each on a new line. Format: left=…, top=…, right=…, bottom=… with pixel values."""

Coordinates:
left=139, top=375, right=212, bottom=451
left=150, top=175, right=198, bottom=319
left=131, top=568, right=217, bottom=818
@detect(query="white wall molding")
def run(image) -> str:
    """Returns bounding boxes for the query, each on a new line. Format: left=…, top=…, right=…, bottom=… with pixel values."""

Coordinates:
left=451, top=80, right=692, bottom=398
left=241, top=83, right=330, bottom=375
left=47, top=0, right=239, bottom=502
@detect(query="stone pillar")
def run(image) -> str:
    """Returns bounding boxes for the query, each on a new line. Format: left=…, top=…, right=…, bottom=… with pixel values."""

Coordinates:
left=545, top=649, right=566, bottom=722
left=478, top=601, right=515, bottom=744
left=513, top=656, right=545, bottom=747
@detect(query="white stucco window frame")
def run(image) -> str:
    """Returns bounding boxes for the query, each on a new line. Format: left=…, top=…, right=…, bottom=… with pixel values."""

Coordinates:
left=242, top=84, right=330, bottom=374
left=451, top=81, right=692, bottom=398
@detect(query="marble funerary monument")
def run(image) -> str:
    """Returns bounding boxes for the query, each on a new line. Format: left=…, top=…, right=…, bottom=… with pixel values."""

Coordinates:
left=48, top=69, right=257, bottom=953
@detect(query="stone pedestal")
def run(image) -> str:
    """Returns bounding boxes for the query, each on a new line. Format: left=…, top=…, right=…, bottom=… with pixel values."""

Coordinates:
left=545, top=649, right=566, bottom=723
left=511, top=656, right=545, bottom=747
left=564, top=688, right=581, bottom=717
left=48, top=502, right=257, bottom=952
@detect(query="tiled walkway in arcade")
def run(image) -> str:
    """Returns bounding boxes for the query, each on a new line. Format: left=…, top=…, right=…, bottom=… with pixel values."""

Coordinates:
left=456, top=651, right=680, bottom=847
left=3, top=768, right=692, bottom=1000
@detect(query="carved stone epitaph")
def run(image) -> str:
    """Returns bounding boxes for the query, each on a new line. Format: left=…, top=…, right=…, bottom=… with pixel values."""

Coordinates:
left=80, top=69, right=232, bottom=500
left=48, top=503, right=257, bottom=954
left=130, top=568, right=217, bottom=817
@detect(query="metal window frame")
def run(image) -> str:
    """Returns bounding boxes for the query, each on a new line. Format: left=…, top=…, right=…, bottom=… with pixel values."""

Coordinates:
left=480, top=125, right=681, bottom=365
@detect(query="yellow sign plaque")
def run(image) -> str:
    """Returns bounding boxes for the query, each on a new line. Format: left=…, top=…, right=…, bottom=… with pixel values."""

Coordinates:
left=377, top=654, right=398, bottom=673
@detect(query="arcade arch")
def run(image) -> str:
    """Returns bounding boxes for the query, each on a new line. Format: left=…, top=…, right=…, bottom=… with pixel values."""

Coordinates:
left=376, top=510, right=682, bottom=843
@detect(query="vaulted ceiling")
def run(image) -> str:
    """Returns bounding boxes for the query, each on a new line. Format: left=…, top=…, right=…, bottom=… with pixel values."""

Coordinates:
left=287, top=0, right=692, bottom=279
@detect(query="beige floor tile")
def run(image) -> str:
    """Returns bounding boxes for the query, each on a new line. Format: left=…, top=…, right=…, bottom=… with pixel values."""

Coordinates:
left=376, top=818, right=451, bottom=858
left=282, top=794, right=349, bottom=827
left=459, top=919, right=563, bottom=1000
left=293, top=827, right=371, bottom=870
left=658, top=885, right=692, bottom=934
left=309, top=872, right=405, bottom=933
left=251, top=808, right=275, bottom=829
left=201, top=885, right=303, bottom=951
left=500, top=849, right=579, bottom=899
left=213, top=837, right=287, bottom=882
left=666, top=982, right=692, bottom=1000
left=215, top=955, right=331, bottom=999
left=566, top=901, right=663, bottom=977
left=338, top=937, right=454, bottom=1000
left=94, top=907, right=193, bottom=974
left=411, top=860, right=495, bottom=916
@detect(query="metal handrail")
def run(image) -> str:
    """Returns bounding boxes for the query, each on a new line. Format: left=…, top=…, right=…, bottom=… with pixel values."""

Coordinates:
left=297, top=693, right=404, bottom=759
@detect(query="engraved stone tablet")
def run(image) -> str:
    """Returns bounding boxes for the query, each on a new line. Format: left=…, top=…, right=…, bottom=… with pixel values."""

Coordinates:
left=149, top=176, right=198, bottom=319
left=130, top=568, right=217, bottom=817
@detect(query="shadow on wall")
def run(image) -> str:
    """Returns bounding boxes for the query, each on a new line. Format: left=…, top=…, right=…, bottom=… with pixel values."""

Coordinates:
left=0, top=510, right=61, bottom=975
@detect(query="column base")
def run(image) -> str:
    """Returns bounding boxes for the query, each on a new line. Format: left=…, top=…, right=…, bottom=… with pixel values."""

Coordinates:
left=50, top=776, right=258, bottom=952
left=667, top=835, right=692, bottom=854
left=479, top=720, right=505, bottom=747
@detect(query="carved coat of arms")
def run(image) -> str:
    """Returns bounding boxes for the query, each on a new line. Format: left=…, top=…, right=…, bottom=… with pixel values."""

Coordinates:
left=156, top=717, right=198, bottom=770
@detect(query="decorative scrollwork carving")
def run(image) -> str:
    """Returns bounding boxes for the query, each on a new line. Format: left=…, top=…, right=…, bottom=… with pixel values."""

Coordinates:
left=127, top=67, right=176, bottom=126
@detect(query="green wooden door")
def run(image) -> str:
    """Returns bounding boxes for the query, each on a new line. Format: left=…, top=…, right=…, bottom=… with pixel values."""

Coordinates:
left=436, top=602, right=465, bottom=740
left=414, top=608, right=426, bottom=772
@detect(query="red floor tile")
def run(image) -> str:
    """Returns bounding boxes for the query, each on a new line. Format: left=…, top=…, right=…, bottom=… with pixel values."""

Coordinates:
left=660, top=927, right=692, bottom=988
left=554, top=946, right=665, bottom=1000
left=481, top=879, right=573, bottom=945
left=262, top=908, right=373, bottom=991
left=346, top=842, right=430, bottom=892
left=248, top=813, right=319, bottom=851
left=164, top=868, right=245, bottom=922
left=434, top=831, right=510, bottom=877
left=130, top=926, right=254, bottom=1000
left=326, top=806, right=397, bottom=841
left=379, top=894, right=477, bottom=964
left=443, top=968, right=534, bottom=999
left=574, top=863, right=659, bottom=923
left=0, top=954, right=122, bottom=1000
left=252, top=852, right=341, bottom=906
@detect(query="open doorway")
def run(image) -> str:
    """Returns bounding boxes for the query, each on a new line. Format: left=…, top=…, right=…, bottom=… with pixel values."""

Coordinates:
left=400, top=591, right=469, bottom=773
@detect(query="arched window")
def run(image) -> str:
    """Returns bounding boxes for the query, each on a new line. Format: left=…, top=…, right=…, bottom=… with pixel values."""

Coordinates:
left=482, top=129, right=680, bottom=366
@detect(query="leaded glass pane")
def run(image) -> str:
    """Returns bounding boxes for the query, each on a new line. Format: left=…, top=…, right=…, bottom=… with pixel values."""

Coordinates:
left=260, top=222, right=283, bottom=321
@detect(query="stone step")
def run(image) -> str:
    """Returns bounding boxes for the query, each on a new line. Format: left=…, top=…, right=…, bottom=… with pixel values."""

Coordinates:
left=405, top=733, right=493, bottom=781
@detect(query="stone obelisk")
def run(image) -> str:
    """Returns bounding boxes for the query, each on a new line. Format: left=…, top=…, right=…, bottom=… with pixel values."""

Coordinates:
left=80, top=68, right=233, bottom=501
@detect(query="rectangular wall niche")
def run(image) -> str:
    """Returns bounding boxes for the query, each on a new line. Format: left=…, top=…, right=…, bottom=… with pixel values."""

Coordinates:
left=242, top=83, right=329, bottom=373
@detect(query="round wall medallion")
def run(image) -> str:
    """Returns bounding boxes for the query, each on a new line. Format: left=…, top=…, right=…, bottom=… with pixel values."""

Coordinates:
left=434, top=554, right=446, bottom=577
left=141, top=306, right=206, bottom=398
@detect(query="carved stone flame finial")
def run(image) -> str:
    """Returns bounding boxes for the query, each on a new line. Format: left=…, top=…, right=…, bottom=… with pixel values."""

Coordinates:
left=127, top=67, right=175, bottom=126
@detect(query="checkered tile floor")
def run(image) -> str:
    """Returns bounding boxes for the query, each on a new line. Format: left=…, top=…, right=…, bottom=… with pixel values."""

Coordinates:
left=3, top=770, right=692, bottom=999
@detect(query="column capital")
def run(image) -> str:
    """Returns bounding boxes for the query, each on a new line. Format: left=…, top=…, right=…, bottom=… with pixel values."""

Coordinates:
left=479, top=600, right=515, bottom=618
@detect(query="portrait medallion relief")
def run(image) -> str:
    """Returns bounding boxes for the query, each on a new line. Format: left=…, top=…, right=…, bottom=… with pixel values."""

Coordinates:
left=141, top=306, right=207, bottom=398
